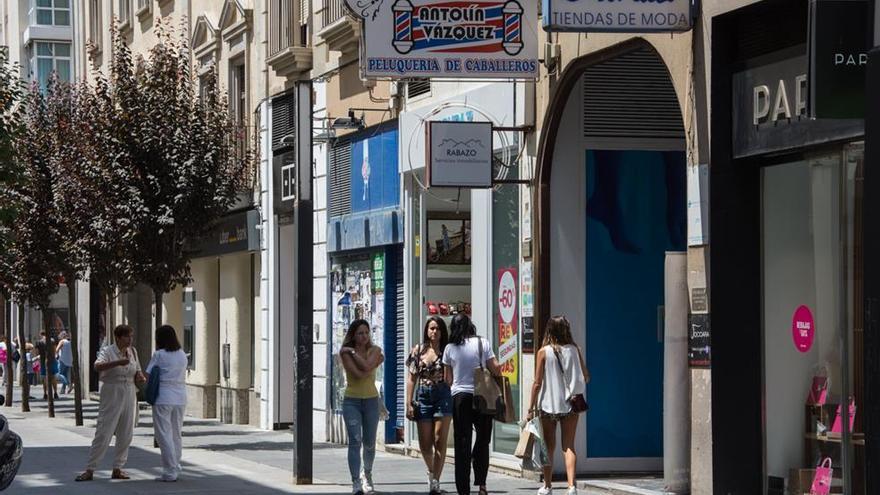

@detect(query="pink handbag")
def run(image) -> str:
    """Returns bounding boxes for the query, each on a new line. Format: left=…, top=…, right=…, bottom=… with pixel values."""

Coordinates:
left=807, top=376, right=828, bottom=405
left=810, top=457, right=833, bottom=495
left=831, top=398, right=857, bottom=434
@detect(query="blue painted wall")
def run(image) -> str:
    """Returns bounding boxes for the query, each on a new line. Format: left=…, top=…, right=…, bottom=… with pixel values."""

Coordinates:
left=584, top=149, right=686, bottom=459
left=351, top=126, right=400, bottom=213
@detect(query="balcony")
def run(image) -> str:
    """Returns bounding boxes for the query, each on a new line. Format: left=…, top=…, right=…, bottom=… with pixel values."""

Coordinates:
left=268, top=0, right=313, bottom=78
left=317, top=0, right=360, bottom=55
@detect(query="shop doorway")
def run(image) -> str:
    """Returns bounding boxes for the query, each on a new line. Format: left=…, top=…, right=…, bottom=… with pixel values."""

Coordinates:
left=537, top=42, right=686, bottom=472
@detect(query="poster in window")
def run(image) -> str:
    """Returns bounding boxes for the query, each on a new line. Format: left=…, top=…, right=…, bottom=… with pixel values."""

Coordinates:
left=427, top=218, right=471, bottom=265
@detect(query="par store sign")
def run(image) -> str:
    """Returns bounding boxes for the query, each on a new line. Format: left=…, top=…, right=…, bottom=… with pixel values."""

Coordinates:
left=542, top=0, right=694, bottom=33
left=345, top=0, right=539, bottom=79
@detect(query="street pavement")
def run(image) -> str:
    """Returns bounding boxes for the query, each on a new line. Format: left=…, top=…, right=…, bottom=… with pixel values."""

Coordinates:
left=0, top=385, right=547, bottom=494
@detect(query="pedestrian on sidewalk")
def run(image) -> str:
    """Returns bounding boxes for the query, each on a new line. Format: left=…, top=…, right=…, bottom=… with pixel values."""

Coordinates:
left=36, top=330, right=59, bottom=400
left=405, top=316, right=452, bottom=494
left=527, top=316, right=590, bottom=495
left=339, top=319, right=384, bottom=495
left=442, top=313, right=501, bottom=495
left=56, top=331, right=74, bottom=395
left=145, top=325, right=188, bottom=482
left=26, top=343, right=38, bottom=387
left=76, top=324, right=147, bottom=482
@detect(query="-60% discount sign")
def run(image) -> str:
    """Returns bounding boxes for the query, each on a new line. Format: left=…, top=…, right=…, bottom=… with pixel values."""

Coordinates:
left=498, top=269, right=517, bottom=324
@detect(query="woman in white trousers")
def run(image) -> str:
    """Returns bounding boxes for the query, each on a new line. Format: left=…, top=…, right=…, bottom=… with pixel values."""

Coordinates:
left=76, top=324, right=146, bottom=481
left=146, top=325, right=188, bottom=482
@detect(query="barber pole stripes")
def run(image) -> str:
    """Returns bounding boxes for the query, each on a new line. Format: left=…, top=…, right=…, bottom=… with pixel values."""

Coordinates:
left=392, top=0, right=415, bottom=54
left=502, top=1, right=523, bottom=55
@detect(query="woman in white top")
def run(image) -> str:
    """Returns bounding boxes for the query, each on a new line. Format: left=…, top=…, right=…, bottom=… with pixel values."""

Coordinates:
left=527, top=316, right=590, bottom=495
left=146, top=325, right=188, bottom=482
left=442, top=313, right=501, bottom=495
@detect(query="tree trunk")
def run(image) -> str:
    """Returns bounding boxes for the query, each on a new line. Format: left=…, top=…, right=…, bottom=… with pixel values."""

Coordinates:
left=2, top=296, right=11, bottom=407
left=153, top=287, right=163, bottom=333
left=42, top=310, right=55, bottom=418
left=67, top=276, right=83, bottom=425
left=17, top=304, right=29, bottom=413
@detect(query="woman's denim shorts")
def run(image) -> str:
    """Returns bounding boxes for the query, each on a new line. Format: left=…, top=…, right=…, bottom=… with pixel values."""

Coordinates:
left=415, top=382, right=453, bottom=422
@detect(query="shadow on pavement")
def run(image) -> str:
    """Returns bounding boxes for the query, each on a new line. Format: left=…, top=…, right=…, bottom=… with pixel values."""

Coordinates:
left=12, top=446, right=304, bottom=494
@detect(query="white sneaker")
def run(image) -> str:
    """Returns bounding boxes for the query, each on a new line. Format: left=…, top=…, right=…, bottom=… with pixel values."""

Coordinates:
left=430, top=478, right=441, bottom=493
left=352, top=479, right=364, bottom=494
left=362, top=472, right=374, bottom=494
left=537, top=486, right=553, bottom=495
left=427, top=471, right=434, bottom=493
left=566, top=487, right=577, bottom=495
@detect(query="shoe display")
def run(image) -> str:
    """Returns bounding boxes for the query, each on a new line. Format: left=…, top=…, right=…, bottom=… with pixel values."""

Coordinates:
left=537, top=486, right=553, bottom=495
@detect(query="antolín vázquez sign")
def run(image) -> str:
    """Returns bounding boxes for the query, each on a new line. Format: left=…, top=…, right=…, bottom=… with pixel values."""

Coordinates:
left=346, top=0, right=540, bottom=79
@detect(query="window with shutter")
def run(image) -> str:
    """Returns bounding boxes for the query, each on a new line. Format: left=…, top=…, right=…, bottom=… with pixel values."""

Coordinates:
left=272, top=93, right=296, bottom=152
left=582, top=47, right=683, bottom=140
left=329, top=140, right=352, bottom=217
left=407, top=79, right=431, bottom=99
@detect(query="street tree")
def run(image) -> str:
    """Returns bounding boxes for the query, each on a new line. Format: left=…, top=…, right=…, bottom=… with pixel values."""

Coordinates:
left=8, top=84, right=66, bottom=417
left=0, top=47, right=23, bottom=407
left=45, top=77, right=96, bottom=425
left=102, top=23, right=251, bottom=332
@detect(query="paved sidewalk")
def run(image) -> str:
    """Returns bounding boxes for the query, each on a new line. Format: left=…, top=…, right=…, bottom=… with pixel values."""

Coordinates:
left=0, top=386, right=543, bottom=494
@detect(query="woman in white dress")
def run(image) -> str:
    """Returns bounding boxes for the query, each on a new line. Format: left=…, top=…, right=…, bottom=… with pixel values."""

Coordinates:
left=76, top=325, right=146, bottom=481
left=146, top=325, right=188, bottom=482
left=526, top=316, right=590, bottom=495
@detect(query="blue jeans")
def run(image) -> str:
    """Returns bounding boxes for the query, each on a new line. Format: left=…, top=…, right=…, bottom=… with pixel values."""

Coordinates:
left=342, top=397, right=379, bottom=483
left=58, top=363, right=71, bottom=392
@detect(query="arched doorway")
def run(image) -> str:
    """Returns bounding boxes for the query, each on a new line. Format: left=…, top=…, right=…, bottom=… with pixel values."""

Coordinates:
left=534, top=40, right=687, bottom=472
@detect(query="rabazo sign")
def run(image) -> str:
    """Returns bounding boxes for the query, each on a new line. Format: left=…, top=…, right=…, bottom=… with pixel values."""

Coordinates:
left=345, top=0, right=540, bottom=79
left=427, top=121, right=494, bottom=187
left=542, top=0, right=694, bottom=32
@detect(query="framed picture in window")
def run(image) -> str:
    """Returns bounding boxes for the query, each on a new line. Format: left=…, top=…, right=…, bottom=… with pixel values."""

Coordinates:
left=426, top=214, right=471, bottom=265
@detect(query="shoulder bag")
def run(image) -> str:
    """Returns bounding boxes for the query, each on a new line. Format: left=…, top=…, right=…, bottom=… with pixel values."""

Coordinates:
left=551, top=346, right=588, bottom=414
left=145, top=366, right=161, bottom=405
left=472, top=337, right=503, bottom=417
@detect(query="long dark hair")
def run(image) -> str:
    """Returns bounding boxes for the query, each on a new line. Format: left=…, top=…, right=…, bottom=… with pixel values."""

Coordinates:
left=448, top=313, right=476, bottom=346
left=543, top=316, right=575, bottom=348
left=155, top=325, right=182, bottom=352
left=342, top=319, right=371, bottom=349
left=421, top=316, right=448, bottom=354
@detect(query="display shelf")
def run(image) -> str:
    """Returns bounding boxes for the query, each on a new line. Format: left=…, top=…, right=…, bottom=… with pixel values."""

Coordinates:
left=805, top=432, right=866, bottom=446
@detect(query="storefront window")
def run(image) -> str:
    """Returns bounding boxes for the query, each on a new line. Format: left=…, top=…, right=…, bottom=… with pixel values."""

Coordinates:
left=492, top=142, right=521, bottom=455
left=761, top=145, right=865, bottom=495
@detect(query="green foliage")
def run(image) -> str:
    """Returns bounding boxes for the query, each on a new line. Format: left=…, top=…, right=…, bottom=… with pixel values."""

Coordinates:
left=100, top=21, right=252, bottom=295
left=0, top=47, right=24, bottom=300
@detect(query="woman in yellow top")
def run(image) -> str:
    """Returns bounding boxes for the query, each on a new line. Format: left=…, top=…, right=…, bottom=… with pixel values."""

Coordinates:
left=339, top=319, right=384, bottom=495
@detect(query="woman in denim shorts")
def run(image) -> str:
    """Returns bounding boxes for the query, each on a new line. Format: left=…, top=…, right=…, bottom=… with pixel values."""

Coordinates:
left=405, top=316, right=452, bottom=494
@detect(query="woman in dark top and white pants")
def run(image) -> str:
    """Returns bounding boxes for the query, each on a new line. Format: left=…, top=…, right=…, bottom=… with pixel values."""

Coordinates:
left=442, top=313, right=501, bottom=495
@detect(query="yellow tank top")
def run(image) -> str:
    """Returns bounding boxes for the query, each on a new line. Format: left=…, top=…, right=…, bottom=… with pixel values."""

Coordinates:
left=344, top=349, right=379, bottom=399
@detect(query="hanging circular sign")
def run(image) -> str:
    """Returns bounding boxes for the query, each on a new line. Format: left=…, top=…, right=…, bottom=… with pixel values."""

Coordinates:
left=498, top=270, right=517, bottom=324
left=791, top=305, right=815, bottom=353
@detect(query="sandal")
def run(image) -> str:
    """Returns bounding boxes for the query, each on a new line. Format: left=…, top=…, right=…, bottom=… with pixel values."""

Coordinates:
left=75, top=471, right=93, bottom=482
left=111, top=469, right=131, bottom=480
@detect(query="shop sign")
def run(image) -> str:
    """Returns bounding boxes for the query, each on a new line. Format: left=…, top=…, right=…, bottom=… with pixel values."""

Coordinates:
left=191, top=209, right=260, bottom=257
left=688, top=313, right=710, bottom=367
left=792, top=305, right=815, bottom=353
left=521, top=316, right=534, bottom=354
left=731, top=53, right=863, bottom=158
left=427, top=121, right=494, bottom=188
left=497, top=268, right=518, bottom=384
left=345, top=0, right=540, bottom=79
left=808, top=0, right=869, bottom=119
left=542, top=0, right=693, bottom=33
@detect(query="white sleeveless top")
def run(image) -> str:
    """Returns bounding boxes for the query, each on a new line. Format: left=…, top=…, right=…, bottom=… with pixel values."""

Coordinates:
left=539, top=344, right=587, bottom=414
